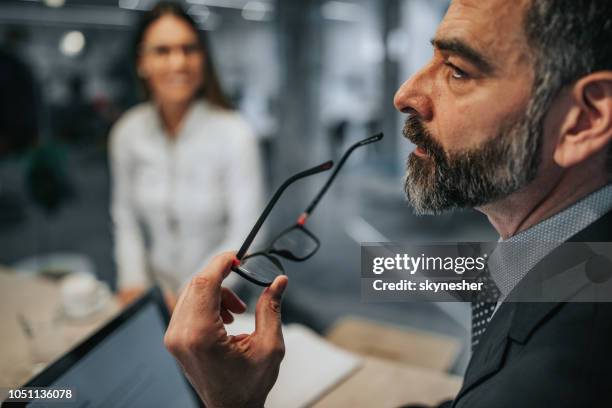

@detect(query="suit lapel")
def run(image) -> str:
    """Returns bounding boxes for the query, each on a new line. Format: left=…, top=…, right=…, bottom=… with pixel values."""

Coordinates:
left=567, top=209, right=612, bottom=243
left=454, top=301, right=514, bottom=402
left=453, top=209, right=612, bottom=404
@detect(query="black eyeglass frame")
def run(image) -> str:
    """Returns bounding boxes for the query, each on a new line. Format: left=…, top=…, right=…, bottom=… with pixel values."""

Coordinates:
left=245, top=223, right=321, bottom=262
left=232, top=133, right=384, bottom=286
left=230, top=161, right=333, bottom=285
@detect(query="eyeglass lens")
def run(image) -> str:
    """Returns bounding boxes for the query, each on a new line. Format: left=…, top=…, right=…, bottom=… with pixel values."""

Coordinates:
left=239, top=255, right=283, bottom=285
left=271, top=227, right=318, bottom=259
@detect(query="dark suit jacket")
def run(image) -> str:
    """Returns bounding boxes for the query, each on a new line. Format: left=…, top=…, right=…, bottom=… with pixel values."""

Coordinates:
left=441, top=210, right=612, bottom=408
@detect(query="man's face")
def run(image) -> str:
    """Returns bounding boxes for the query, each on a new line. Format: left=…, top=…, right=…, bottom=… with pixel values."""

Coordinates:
left=394, top=0, right=541, bottom=214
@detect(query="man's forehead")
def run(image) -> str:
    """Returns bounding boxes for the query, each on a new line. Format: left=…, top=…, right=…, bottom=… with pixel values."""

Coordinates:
left=435, top=0, right=531, bottom=63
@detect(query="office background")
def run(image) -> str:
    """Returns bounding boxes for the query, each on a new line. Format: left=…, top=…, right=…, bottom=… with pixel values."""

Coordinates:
left=0, top=0, right=498, bottom=374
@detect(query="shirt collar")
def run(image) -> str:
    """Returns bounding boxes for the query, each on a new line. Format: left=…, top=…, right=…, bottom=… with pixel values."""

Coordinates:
left=148, top=99, right=210, bottom=142
left=488, top=183, right=612, bottom=299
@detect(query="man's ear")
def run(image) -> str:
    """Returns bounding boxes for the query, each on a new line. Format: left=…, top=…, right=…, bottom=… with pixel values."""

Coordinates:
left=554, top=71, right=612, bottom=168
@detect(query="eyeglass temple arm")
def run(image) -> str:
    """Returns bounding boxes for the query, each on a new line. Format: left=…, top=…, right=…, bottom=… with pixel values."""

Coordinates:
left=236, top=160, right=334, bottom=260
left=300, top=133, right=384, bottom=221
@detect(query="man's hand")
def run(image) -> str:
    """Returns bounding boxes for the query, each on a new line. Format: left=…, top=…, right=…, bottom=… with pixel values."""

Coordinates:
left=164, top=252, right=288, bottom=408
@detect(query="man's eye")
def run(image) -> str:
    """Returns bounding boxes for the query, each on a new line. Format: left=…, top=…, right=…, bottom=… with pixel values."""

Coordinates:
left=444, top=62, right=468, bottom=80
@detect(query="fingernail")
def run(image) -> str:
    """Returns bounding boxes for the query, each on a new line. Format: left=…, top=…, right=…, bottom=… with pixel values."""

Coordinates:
left=276, top=276, right=288, bottom=294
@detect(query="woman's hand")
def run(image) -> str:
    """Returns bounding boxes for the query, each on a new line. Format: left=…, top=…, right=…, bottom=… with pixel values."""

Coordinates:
left=117, top=287, right=177, bottom=313
left=116, top=287, right=145, bottom=307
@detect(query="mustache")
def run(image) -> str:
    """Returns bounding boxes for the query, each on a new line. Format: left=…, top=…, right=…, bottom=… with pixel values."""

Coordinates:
left=402, top=115, right=445, bottom=162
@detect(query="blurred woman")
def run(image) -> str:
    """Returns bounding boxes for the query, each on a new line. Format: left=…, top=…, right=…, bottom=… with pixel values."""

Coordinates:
left=109, top=2, right=263, bottom=301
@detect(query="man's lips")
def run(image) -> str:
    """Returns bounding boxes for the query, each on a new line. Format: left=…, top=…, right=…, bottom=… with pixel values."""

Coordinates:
left=414, top=145, right=429, bottom=157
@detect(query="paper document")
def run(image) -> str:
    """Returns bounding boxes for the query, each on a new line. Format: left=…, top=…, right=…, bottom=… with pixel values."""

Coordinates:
left=227, top=314, right=362, bottom=408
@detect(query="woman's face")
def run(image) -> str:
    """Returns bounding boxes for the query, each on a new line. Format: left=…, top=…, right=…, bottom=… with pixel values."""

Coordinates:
left=138, top=15, right=204, bottom=107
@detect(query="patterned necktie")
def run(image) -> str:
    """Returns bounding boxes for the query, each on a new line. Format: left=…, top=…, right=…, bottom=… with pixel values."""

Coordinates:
left=471, top=260, right=501, bottom=351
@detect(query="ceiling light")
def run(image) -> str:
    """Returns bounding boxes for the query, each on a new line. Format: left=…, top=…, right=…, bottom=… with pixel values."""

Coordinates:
left=44, top=0, right=65, bottom=7
left=321, top=1, right=364, bottom=22
left=60, top=31, right=86, bottom=57
left=242, top=1, right=272, bottom=22
left=188, top=5, right=210, bottom=18
left=118, top=0, right=140, bottom=10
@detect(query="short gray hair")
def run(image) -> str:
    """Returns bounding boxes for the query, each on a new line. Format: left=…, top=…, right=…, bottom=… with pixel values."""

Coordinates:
left=524, top=0, right=612, bottom=173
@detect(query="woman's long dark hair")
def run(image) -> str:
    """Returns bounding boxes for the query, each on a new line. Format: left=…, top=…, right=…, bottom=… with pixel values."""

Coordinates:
left=132, top=1, right=233, bottom=110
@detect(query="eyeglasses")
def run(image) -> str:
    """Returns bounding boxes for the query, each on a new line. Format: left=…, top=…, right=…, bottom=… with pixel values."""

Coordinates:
left=231, top=133, right=384, bottom=286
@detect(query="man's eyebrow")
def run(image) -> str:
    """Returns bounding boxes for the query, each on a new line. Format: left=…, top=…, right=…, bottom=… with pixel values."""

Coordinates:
left=431, top=38, right=495, bottom=74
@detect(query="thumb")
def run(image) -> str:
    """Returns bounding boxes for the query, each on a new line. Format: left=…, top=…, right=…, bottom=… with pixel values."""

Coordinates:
left=255, top=275, right=288, bottom=338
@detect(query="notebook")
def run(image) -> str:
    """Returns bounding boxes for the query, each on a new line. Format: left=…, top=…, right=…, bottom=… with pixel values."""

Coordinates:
left=227, top=314, right=362, bottom=407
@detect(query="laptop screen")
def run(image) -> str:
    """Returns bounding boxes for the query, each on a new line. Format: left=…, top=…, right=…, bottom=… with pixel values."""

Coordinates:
left=23, top=287, right=202, bottom=408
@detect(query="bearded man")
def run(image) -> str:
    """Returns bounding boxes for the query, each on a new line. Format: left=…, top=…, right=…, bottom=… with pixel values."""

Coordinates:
left=163, top=0, right=612, bottom=406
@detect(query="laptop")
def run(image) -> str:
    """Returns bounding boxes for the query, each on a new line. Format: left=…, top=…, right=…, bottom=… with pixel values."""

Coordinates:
left=12, top=286, right=202, bottom=408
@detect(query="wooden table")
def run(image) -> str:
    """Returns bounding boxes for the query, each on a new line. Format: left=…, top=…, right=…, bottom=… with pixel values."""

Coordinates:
left=1, top=269, right=461, bottom=407
left=326, top=316, right=461, bottom=372
left=314, top=356, right=461, bottom=407
left=0, top=269, right=119, bottom=391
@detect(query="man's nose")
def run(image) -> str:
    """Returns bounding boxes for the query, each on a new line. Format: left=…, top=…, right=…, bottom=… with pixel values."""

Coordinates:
left=393, top=66, right=434, bottom=121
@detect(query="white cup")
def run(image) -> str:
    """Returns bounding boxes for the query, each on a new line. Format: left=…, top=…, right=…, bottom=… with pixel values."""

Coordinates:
left=60, top=273, right=111, bottom=319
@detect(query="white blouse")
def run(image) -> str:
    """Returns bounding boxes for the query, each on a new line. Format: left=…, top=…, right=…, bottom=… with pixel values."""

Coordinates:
left=109, top=100, right=264, bottom=293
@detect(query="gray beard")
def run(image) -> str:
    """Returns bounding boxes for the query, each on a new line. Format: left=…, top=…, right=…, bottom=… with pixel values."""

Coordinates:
left=403, top=111, right=542, bottom=215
